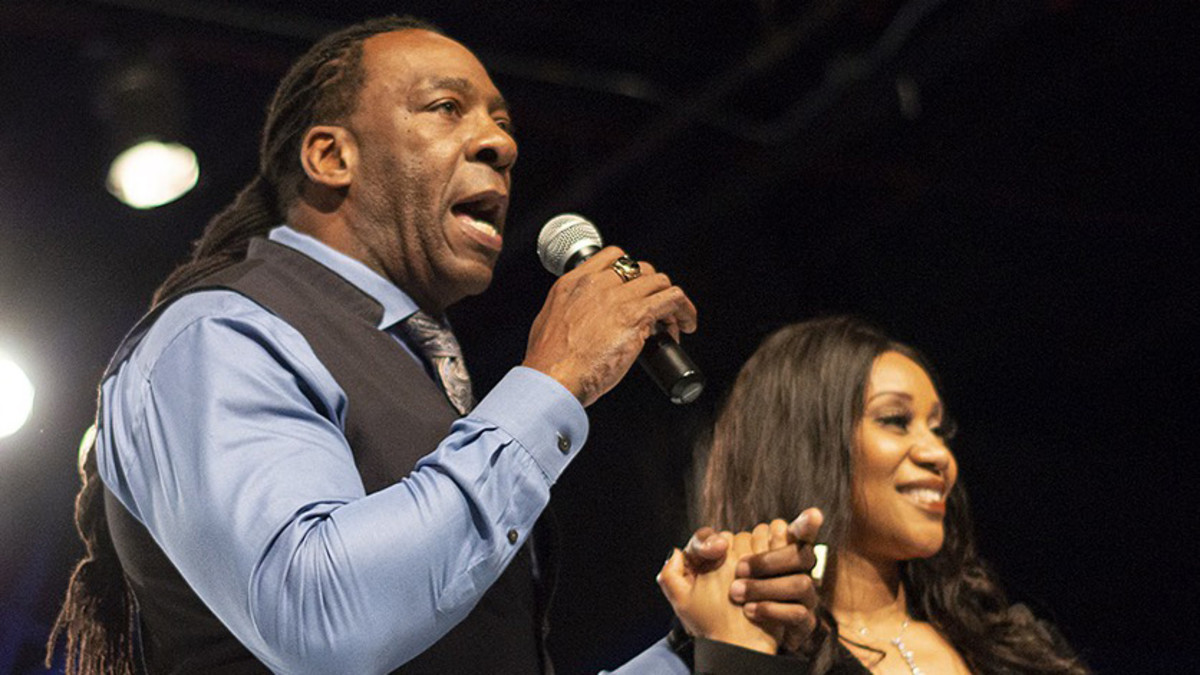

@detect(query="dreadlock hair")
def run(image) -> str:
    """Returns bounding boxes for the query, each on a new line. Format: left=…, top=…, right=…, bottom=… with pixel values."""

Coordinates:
left=47, top=16, right=441, bottom=674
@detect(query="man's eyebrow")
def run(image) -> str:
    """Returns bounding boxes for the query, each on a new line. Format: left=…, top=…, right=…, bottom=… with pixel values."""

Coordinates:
left=427, top=76, right=473, bottom=94
left=425, top=77, right=510, bottom=112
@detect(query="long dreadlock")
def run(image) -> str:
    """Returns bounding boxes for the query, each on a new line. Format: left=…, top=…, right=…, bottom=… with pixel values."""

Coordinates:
left=47, top=16, right=441, bottom=674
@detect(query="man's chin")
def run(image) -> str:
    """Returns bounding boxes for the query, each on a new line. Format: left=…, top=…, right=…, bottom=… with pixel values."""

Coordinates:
left=445, top=265, right=496, bottom=303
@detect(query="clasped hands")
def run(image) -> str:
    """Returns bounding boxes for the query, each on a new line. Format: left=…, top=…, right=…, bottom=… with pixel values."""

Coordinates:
left=658, top=508, right=824, bottom=655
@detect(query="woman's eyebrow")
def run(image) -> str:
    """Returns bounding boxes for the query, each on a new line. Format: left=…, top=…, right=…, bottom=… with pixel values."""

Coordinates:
left=867, top=391, right=913, bottom=403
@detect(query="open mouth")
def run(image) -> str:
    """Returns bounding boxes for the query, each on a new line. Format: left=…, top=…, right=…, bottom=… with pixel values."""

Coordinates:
left=899, top=487, right=944, bottom=505
left=896, top=480, right=947, bottom=511
left=451, top=192, right=506, bottom=239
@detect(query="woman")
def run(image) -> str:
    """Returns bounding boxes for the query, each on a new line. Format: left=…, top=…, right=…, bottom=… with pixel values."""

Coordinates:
left=659, top=316, right=1088, bottom=674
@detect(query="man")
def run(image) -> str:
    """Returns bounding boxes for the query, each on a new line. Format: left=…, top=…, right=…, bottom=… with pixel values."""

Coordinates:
left=51, top=16, right=820, bottom=674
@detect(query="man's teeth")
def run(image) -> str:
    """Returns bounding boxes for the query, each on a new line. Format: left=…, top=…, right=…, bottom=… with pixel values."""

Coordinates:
left=461, top=214, right=498, bottom=237
left=899, top=487, right=943, bottom=504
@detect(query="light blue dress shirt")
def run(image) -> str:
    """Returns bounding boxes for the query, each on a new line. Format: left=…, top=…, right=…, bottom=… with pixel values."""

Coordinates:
left=94, top=226, right=690, bottom=673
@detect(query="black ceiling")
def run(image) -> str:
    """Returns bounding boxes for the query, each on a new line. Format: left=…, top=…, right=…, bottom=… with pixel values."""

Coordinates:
left=1, top=1, right=1197, bottom=672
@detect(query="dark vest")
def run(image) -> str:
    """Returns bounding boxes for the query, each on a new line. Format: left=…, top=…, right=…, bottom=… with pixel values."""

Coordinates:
left=105, top=238, right=551, bottom=674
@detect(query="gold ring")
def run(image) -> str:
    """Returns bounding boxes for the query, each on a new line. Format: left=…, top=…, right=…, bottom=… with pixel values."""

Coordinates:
left=610, top=256, right=642, bottom=283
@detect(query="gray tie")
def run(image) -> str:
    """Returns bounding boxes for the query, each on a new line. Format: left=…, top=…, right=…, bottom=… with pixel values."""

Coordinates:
left=398, top=311, right=476, bottom=415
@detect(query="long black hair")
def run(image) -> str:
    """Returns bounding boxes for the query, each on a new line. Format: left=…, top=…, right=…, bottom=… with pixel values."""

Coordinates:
left=699, top=316, right=1089, bottom=674
left=46, top=16, right=441, bottom=674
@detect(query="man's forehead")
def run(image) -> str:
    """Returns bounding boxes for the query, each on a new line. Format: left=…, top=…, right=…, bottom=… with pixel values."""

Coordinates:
left=361, top=30, right=505, bottom=106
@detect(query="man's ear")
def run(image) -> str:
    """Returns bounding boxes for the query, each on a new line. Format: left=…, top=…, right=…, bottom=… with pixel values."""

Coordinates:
left=300, top=125, right=357, bottom=189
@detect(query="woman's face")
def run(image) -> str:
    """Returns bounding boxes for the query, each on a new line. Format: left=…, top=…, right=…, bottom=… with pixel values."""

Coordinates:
left=848, top=351, right=957, bottom=562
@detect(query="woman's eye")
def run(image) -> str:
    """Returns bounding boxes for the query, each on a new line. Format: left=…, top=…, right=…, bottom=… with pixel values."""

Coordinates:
left=932, top=418, right=958, bottom=440
left=878, top=414, right=911, bottom=430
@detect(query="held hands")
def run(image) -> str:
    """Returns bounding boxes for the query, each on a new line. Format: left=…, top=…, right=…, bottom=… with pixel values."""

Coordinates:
left=657, top=508, right=825, bottom=655
left=523, top=247, right=697, bottom=407
left=659, top=530, right=777, bottom=653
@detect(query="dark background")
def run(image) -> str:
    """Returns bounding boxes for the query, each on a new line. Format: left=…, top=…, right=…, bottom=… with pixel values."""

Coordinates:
left=1, top=1, right=1196, bottom=672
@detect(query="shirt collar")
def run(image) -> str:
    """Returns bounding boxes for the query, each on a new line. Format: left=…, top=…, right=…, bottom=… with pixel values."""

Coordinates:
left=268, top=225, right=419, bottom=330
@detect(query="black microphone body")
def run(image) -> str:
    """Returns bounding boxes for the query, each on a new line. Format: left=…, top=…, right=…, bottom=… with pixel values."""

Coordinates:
left=537, top=215, right=705, bottom=405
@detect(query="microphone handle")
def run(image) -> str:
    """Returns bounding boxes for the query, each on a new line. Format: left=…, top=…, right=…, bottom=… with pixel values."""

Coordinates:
left=638, top=329, right=705, bottom=405
left=566, top=247, right=704, bottom=405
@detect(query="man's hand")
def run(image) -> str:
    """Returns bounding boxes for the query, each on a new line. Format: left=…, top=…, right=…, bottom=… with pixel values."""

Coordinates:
left=683, top=508, right=825, bottom=654
left=523, top=246, right=697, bottom=407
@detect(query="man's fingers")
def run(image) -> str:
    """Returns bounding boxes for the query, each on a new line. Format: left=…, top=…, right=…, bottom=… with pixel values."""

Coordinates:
left=736, top=541, right=817, bottom=579
left=619, top=275, right=697, bottom=335
left=786, top=507, right=824, bottom=544
left=576, top=249, right=699, bottom=336
left=568, top=246, right=628, bottom=276
left=744, top=601, right=817, bottom=631
left=773, top=607, right=821, bottom=654
left=744, top=601, right=819, bottom=653
left=730, top=573, right=817, bottom=608
left=684, top=527, right=728, bottom=571
left=733, top=507, right=823, bottom=577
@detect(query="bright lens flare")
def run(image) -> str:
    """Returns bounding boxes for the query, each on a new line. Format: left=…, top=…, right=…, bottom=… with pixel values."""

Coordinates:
left=107, top=139, right=199, bottom=209
left=79, top=423, right=98, bottom=470
left=0, top=356, right=35, bottom=438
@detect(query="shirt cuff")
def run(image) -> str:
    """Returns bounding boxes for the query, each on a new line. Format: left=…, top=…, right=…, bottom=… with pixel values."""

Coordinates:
left=468, top=366, right=588, bottom=482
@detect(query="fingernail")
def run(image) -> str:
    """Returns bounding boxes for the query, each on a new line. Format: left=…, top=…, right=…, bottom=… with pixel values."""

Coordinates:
left=743, top=602, right=758, bottom=619
left=787, top=512, right=810, bottom=539
left=730, top=579, right=747, bottom=602
left=736, top=560, right=750, bottom=577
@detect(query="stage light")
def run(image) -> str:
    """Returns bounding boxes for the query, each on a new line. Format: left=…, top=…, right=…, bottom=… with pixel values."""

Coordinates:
left=98, top=50, right=198, bottom=209
left=0, top=353, right=35, bottom=439
left=107, top=139, right=199, bottom=209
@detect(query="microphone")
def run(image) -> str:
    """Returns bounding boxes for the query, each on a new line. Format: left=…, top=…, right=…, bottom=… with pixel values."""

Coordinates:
left=537, top=214, right=705, bottom=405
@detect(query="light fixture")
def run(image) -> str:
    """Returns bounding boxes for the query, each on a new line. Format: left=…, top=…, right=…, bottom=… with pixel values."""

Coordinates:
left=0, top=352, right=35, bottom=439
left=98, top=49, right=199, bottom=209
left=107, top=139, right=199, bottom=210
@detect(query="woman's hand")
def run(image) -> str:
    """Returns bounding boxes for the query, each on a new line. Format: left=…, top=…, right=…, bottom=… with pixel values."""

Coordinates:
left=658, top=530, right=779, bottom=654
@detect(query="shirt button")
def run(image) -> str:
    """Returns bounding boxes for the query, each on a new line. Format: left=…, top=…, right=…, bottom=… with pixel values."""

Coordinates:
left=556, top=433, right=571, bottom=454
left=507, top=529, right=519, bottom=544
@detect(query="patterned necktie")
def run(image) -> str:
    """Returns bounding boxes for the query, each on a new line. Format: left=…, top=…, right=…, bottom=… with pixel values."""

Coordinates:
left=398, top=310, right=476, bottom=415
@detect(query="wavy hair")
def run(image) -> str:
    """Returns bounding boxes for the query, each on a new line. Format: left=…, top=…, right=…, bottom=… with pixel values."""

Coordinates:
left=47, top=16, right=441, bottom=674
left=699, top=316, right=1089, bottom=674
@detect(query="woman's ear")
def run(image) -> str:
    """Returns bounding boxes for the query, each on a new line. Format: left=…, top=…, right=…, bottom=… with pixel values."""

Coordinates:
left=300, top=125, right=357, bottom=189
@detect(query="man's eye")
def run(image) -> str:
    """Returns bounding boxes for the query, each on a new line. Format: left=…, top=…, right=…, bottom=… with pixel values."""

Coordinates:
left=433, top=100, right=460, bottom=115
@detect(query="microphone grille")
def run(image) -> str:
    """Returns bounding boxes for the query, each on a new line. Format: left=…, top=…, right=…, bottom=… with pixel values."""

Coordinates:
left=537, top=213, right=603, bottom=276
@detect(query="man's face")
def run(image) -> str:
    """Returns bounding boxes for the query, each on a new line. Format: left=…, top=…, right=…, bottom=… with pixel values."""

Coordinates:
left=346, top=29, right=516, bottom=314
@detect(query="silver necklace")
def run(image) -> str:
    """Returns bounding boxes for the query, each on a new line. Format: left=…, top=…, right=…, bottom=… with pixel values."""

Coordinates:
left=857, top=619, right=924, bottom=675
